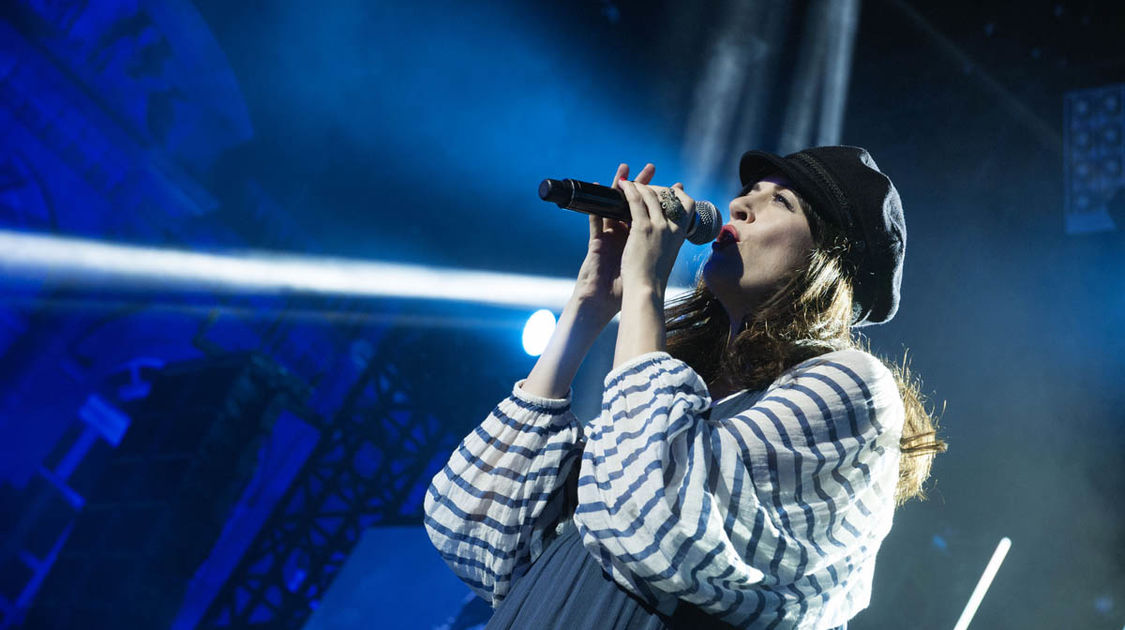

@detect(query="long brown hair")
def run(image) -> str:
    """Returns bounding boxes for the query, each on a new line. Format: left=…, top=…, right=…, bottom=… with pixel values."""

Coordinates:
left=665, top=202, right=946, bottom=505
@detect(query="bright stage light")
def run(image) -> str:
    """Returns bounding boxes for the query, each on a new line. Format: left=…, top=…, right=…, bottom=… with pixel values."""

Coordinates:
left=952, top=537, right=1012, bottom=630
left=521, top=309, right=556, bottom=356
left=0, top=229, right=692, bottom=311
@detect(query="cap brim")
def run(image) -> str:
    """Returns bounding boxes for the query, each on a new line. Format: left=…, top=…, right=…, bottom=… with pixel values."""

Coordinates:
left=739, top=150, right=835, bottom=223
left=739, top=151, right=794, bottom=188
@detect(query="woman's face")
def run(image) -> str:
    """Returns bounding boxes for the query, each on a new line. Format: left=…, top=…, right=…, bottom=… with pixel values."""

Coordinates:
left=702, top=174, right=815, bottom=326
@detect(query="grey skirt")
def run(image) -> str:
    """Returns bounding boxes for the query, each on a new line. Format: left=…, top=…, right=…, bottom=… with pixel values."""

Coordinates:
left=485, top=520, right=739, bottom=630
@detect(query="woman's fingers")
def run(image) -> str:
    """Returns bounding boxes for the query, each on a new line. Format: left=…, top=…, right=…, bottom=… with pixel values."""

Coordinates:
left=591, top=215, right=626, bottom=238
left=634, top=181, right=666, bottom=224
left=618, top=180, right=650, bottom=227
left=589, top=180, right=605, bottom=237
left=626, top=183, right=666, bottom=228
left=622, top=182, right=695, bottom=230
left=612, top=163, right=629, bottom=190
left=610, top=164, right=631, bottom=234
left=615, top=164, right=696, bottom=232
left=634, top=163, right=655, bottom=185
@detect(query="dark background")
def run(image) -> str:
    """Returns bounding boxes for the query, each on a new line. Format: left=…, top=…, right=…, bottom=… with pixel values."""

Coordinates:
left=1, top=0, right=1123, bottom=628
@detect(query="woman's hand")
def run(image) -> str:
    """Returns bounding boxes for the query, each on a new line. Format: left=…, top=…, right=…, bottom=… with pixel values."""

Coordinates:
left=568, top=163, right=656, bottom=324
left=522, top=163, right=656, bottom=399
left=617, top=178, right=694, bottom=296
left=610, top=172, right=694, bottom=369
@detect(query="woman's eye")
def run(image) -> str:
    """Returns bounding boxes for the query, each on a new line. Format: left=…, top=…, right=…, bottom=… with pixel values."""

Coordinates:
left=773, top=193, right=793, bottom=209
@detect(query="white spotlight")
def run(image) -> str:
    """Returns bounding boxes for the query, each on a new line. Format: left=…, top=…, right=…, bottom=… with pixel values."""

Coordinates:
left=521, top=309, right=556, bottom=356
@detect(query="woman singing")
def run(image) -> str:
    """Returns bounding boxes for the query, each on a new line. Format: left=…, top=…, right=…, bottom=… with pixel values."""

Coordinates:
left=424, top=146, right=945, bottom=629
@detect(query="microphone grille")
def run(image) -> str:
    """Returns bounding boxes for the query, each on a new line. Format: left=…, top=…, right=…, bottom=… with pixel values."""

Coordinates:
left=687, top=200, right=722, bottom=245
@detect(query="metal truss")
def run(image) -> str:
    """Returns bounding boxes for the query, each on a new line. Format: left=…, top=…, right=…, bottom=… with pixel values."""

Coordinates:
left=199, top=328, right=466, bottom=628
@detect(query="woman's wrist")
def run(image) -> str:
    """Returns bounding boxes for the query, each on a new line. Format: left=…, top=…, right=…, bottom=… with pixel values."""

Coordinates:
left=622, top=277, right=666, bottom=302
left=613, top=284, right=666, bottom=369
left=521, top=298, right=608, bottom=400
left=565, top=292, right=618, bottom=328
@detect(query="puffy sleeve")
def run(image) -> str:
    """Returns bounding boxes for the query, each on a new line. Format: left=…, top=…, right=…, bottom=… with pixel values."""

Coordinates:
left=423, top=382, right=585, bottom=605
left=574, top=349, right=903, bottom=626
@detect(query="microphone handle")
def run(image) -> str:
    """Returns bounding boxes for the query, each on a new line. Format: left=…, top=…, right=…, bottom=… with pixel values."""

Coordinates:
left=538, top=179, right=632, bottom=222
left=539, top=178, right=720, bottom=245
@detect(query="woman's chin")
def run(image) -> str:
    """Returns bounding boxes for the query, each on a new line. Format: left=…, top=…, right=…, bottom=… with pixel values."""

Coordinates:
left=701, top=266, right=733, bottom=303
left=702, top=257, right=736, bottom=290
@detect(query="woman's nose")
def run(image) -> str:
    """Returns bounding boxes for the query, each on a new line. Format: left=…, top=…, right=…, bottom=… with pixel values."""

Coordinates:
left=729, top=199, right=754, bottom=223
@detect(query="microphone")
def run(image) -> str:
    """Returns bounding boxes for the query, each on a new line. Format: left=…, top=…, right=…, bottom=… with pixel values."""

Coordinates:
left=538, top=178, right=722, bottom=245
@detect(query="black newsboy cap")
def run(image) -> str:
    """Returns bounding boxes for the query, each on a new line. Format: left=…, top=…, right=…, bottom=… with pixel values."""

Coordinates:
left=738, top=145, right=906, bottom=326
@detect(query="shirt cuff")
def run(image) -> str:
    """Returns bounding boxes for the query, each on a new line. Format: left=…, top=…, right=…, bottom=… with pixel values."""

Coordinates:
left=512, top=380, right=573, bottom=410
left=603, top=351, right=675, bottom=387
left=603, top=351, right=712, bottom=403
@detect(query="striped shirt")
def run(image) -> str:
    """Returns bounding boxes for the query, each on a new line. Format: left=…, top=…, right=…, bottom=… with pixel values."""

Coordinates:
left=425, top=348, right=903, bottom=629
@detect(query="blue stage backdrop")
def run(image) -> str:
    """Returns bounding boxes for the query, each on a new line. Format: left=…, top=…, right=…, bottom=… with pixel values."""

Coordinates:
left=0, top=0, right=1123, bottom=629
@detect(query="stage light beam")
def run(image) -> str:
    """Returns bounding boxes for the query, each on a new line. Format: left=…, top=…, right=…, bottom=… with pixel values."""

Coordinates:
left=0, top=229, right=693, bottom=312
left=952, top=537, right=1012, bottom=630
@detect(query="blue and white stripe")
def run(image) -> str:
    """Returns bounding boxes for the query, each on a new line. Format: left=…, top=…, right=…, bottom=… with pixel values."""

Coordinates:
left=425, top=348, right=903, bottom=629
left=423, top=387, right=584, bottom=599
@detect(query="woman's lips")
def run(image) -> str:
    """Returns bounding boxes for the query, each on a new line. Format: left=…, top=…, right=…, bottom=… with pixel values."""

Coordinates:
left=712, top=225, right=739, bottom=250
